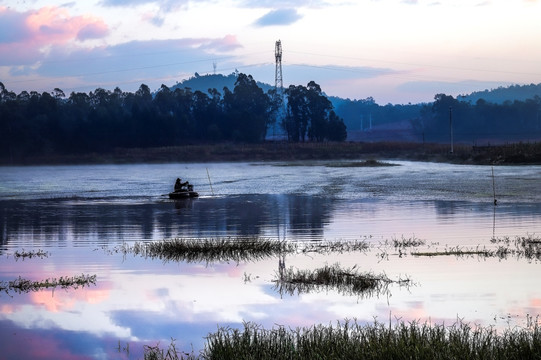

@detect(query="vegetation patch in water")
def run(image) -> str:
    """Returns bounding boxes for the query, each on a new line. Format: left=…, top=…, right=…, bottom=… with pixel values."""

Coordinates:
left=114, top=238, right=370, bottom=264
left=13, top=249, right=49, bottom=260
left=412, top=245, right=493, bottom=258
left=491, top=234, right=541, bottom=261
left=299, top=239, right=370, bottom=254
left=274, top=263, right=411, bottom=298
left=412, top=235, right=541, bottom=261
left=0, top=274, right=97, bottom=295
left=325, top=159, right=399, bottom=167
left=392, top=235, right=426, bottom=248
left=117, top=237, right=296, bottom=264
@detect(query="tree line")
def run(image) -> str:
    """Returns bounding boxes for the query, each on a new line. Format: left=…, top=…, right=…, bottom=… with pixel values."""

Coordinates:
left=419, top=93, right=541, bottom=143
left=0, top=74, right=347, bottom=160
left=334, top=93, right=541, bottom=144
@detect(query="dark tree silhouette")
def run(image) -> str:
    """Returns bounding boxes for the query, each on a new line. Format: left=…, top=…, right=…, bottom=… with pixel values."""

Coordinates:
left=284, top=81, right=347, bottom=142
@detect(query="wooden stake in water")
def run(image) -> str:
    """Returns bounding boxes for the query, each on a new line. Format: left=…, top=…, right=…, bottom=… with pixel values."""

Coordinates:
left=206, top=168, right=215, bottom=196
left=492, top=166, right=497, bottom=206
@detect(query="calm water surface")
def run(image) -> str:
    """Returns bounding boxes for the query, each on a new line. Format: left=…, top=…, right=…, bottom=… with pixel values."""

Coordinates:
left=1, top=161, right=540, bottom=359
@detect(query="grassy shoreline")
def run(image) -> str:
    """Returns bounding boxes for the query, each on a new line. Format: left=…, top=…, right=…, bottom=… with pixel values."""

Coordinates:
left=139, top=319, right=541, bottom=360
left=3, top=141, right=541, bottom=165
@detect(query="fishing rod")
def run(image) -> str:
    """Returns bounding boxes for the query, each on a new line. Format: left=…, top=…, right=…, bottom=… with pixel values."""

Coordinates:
left=206, top=168, right=215, bottom=196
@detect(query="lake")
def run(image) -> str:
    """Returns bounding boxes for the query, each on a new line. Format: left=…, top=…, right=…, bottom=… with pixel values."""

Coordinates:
left=1, top=160, right=540, bottom=359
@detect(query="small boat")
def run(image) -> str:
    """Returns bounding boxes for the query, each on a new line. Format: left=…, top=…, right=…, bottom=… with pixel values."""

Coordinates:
left=168, top=189, right=199, bottom=199
left=169, top=183, right=199, bottom=199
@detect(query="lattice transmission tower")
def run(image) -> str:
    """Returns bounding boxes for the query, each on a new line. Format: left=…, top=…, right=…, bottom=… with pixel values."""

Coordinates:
left=275, top=40, right=283, bottom=95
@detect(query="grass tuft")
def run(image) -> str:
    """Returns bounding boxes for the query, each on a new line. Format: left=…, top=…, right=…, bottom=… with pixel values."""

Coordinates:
left=0, top=274, right=96, bottom=295
left=273, top=263, right=411, bottom=298
left=392, top=235, right=426, bottom=248
left=13, top=249, right=49, bottom=260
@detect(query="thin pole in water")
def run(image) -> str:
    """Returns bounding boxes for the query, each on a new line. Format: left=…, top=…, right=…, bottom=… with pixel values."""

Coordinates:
left=206, top=168, right=215, bottom=196
left=492, top=166, right=497, bottom=206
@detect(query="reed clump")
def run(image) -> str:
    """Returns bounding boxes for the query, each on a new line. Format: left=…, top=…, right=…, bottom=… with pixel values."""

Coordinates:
left=273, top=263, right=410, bottom=298
left=392, top=235, right=426, bottom=248
left=13, top=249, right=49, bottom=260
left=0, top=274, right=96, bottom=295
left=119, top=237, right=296, bottom=264
left=115, top=238, right=371, bottom=264
left=201, top=320, right=541, bottom=360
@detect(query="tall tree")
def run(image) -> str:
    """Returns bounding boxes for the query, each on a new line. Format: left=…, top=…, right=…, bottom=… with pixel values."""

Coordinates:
left=222, top=73, right=271, bottom=142
left=284, top=81, right=347, bottom=142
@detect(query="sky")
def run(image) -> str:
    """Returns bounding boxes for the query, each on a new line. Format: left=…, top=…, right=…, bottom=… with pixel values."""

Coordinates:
left=1, top=0, right=540, bottom=104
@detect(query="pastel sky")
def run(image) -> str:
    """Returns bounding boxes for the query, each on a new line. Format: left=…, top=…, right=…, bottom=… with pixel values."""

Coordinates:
left=1, top=0, right=540, bottom=104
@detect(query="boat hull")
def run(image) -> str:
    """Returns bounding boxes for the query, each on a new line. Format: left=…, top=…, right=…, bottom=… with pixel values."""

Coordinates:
left=168, top=191, right=199, bottom=199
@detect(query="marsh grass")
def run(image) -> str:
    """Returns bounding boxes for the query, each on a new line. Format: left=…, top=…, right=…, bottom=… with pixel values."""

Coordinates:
left=117, top=237, right=296, bottom=264
left=0, top=274, right=96, bottom=295
left=492, top=234, right=541, bottom=261
left=412, top=245, right=493, bottom=258
left=300, top=239, right=370, bottom=254
left=392, top=235, right=426, bottom=248
left=115, top=238, right=370, bottom=264
left=412, top=235, right=541, bottom=261
left=273, top=263, right=411, bottom=298
left=202, top=319, right=541, bottom=360
left=325, top=159, right=399, bottom=167
left=13, top=249, right=49, bottom=260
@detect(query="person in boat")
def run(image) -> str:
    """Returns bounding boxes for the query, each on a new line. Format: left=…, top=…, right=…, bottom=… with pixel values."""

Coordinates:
left=174, top=178, right=188, bottom=192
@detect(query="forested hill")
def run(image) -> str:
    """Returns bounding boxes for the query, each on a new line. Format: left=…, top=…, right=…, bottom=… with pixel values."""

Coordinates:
left=458, top=83, right=541, bottom=104
left=171, top=72, right=273, bottom=95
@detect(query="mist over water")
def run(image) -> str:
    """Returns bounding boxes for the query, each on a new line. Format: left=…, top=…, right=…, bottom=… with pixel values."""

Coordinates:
left=1, top=161, right=540, bottom=359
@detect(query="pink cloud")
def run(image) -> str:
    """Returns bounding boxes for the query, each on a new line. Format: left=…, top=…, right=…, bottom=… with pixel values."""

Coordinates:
left=202, top=34, right=243, bottom=52
left=0, top=6, right=109, bottom=65
left=29, top=286, right=110, bottom=312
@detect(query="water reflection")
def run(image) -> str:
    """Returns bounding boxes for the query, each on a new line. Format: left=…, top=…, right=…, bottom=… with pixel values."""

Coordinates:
left=0, top=195, right=338, bottom=248
left=3, top=196, right=541, bottom=251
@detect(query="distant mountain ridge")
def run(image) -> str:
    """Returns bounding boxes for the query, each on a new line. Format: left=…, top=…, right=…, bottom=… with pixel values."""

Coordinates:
left=458, top=83, right=541, bottom=104
left=171, top=73, right=541, bottom=106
